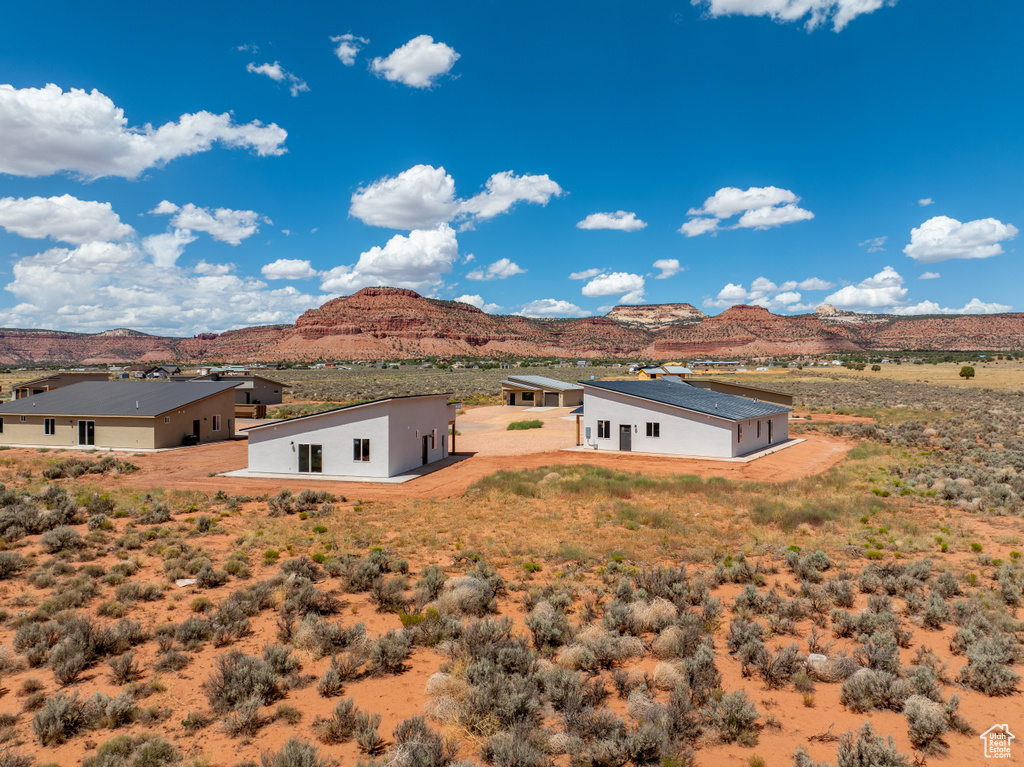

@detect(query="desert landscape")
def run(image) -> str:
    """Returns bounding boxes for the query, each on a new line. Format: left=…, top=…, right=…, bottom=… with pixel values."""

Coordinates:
left=0, top=361, right=1018, bottom=767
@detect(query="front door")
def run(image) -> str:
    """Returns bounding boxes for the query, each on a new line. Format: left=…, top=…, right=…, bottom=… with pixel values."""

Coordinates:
left=768, top=419, right=774, bottom=444
left=422, top=435, right=430, bottom=465
left=192, top=420, right=201, bottom=441
left=509, top=392, right=515, bottom=406
left=619, top=424, right=631, bottom=451
left=78, top=420, right=95, bottom=446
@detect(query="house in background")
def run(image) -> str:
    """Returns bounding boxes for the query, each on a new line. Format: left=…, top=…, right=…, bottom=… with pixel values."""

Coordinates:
left=0, top=381, right=238, bottom=449
left=637, top=366, right=665, bottom=380
left=173, top=373, right=288, bottom=417
left=244, top=394, right=456, bottom=478
left=500, top=375, right=584, bottom=407
left=580, top=379, right=789, bottom=459
left=12, top=371, right=109, bottom=399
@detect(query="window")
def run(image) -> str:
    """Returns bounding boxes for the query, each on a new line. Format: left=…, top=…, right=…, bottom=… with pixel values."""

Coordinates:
left=737, top=424, right=743, bottom=443
left=19, top=416, right=26, bottom=422
left=756, top=421, right=761, bottom=439
left=298, top=443, right=323, bottom=473
left=522, top=391, right=534, bottom=402
left=353, top=438, right=370, bottom=462
left=597, top=420, right=610, bottom=439
left=431, top=429, right=436, bottom=449
left=0, top=418, right=3, bottom=433
left=646, top=422, right=660, bottom=438
left=44, top=418, right=55, bottom=436
left=164, top=416, right=170, bottom=424
left=212, top=414, right=222, bottom=431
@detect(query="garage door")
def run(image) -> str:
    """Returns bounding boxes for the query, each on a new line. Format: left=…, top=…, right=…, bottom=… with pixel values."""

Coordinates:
left=544, top=392, right=559, bottom=407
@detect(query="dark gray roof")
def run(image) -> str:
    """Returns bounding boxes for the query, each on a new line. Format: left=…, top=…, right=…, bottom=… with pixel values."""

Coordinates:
left=684, top=378, right=792, bottom=398
left=570, top=405, right=584, bottom=415
left=504, top=375, right=583, bottom=392
left=0, top=381, right=239, bottom=418
left=581, top=379, right=790, bottom=422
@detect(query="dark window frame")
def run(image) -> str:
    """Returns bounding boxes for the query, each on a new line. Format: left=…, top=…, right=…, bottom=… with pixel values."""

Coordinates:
left=353, top=438, right=370, bottom=462
left=645, top=422, right=660, bottom=438
left=597, top=420, right=610, bottom=439
left=44, top=418, right=56, bottom=436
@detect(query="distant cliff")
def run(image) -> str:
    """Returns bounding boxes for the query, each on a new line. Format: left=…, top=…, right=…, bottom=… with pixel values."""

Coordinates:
left=0, top=287, right=1021, bottom=364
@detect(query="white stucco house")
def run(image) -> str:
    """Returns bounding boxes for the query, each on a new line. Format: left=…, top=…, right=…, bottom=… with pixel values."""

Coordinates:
left=580, top=380, right=789, bottom=458
left=244, top=394, right=456, bottom=478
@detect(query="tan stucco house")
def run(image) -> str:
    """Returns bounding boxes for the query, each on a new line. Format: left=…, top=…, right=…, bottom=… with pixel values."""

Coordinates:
left=13, top=371, right=109, bottom=400
left=0, top=381, right=239, bottom=450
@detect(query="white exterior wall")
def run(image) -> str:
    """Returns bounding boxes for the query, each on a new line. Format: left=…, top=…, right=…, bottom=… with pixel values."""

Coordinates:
left=731, top=412, right=789, bottom=457
left=386, top=397, right=451, bottom=476
left=246, top=395, right=450, bottom=478
left=582, top=389, right=735, bottom=458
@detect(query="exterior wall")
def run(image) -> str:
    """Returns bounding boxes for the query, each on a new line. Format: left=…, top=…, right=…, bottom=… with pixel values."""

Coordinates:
left=502, top=387, right=539, bottom=406
left=248, top=408, right=391, bottom=477
left=731, top=412, right=790, bottom=457
left=560, top=389, right=584, bottom=407
left=0, top=415, right=157, bottom=449
left=151, top=389, right=237, bottom=448
left=386, top=397, right=451, bottom=476
left=247, top=396, right=451, bottom=478
left=242, top=378, right=284, bottom=405
left=582, top=389, right=735, bottom=458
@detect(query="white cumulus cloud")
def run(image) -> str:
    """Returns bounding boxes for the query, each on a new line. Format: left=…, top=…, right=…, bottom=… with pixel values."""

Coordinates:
left=898, top=298, right=1012, bottom=316
left=0, top=83, right=287, bottom=179
left=918, top=198, right=934, bottom=207
left=681, top=186, right=813, bottom=236
left=349, top=164, right=562, bottom=230
left=246, top=61, right=309, bottom=97
left=262, top=259, right=319, bottom=280
left=704, top=274, right=832, bottom=311
left=152, top=201, right=265, bottom=245
left=459, top=171, right=563, bottom=224
left=331, top=33, right=369, bottom=66
left=919, top=271, right=940, bottom=280
left=370, top=35, right=460, bottom=89
left=692, top=0, right=895, bottom=32
left=823, top=266, right=908, bottom=310
left=581, top=272, right=646, bottom=304
left=453, top=294, right=502, bottom=313
left=653, top=259, right=682, bottom=279
left=142, top=229, right=198, bottom=269
left=0, top=194, right=133, bottom=244
left=576, top=211, right=647, bottom=231
left=903, top=215, right=1018, bottom=264
left=320, top=224, right=459, bottom=294
left=516, top=299, right=590, bottom=318
left=0, top=240, right=324, bottom=335
left=466, top=258, right=526, bottom=281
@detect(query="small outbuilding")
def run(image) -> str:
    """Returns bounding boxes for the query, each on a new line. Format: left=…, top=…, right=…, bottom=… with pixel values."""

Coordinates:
left=0, top=381, right=238, bottom=449
left=580, top=379, right=789, bottom=458
left=500, top=375, right=583, bottom=407
left=174, top=373, right=289, bottom=405
left=13, top=371, right=109, bottom=399
left=244, top=393, right=456, bottom=478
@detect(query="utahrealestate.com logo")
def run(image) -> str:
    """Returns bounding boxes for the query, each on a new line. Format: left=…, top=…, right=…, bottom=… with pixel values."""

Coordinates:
left=980, top=724, right=1015, bottom=758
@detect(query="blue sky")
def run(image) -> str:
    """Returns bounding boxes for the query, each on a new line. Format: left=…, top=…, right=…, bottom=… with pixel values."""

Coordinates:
left=0, top=0, right=1020, bottom=335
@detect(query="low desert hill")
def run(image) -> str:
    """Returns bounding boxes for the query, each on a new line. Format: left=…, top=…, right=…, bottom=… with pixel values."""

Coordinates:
left=1, top=288, right=1023, bottom=364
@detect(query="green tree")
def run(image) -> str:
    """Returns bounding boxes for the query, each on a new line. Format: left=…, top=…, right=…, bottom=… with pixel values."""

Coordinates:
left=959, top=365, right=976, bottom=380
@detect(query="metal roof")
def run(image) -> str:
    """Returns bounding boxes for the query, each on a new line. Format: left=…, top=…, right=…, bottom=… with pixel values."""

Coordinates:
left=15, top=372, right=106, bottom=388
left=504, top=375, right=583, bottom=392
left=662, top=365, right=693, bottom=375
left=243, top=393, right=452, bottom=432
left=581, top=379, right=790, bottom=422
left=0, top=381, right=239, bottom=418
left=499, top=380, right=542, bottom=391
